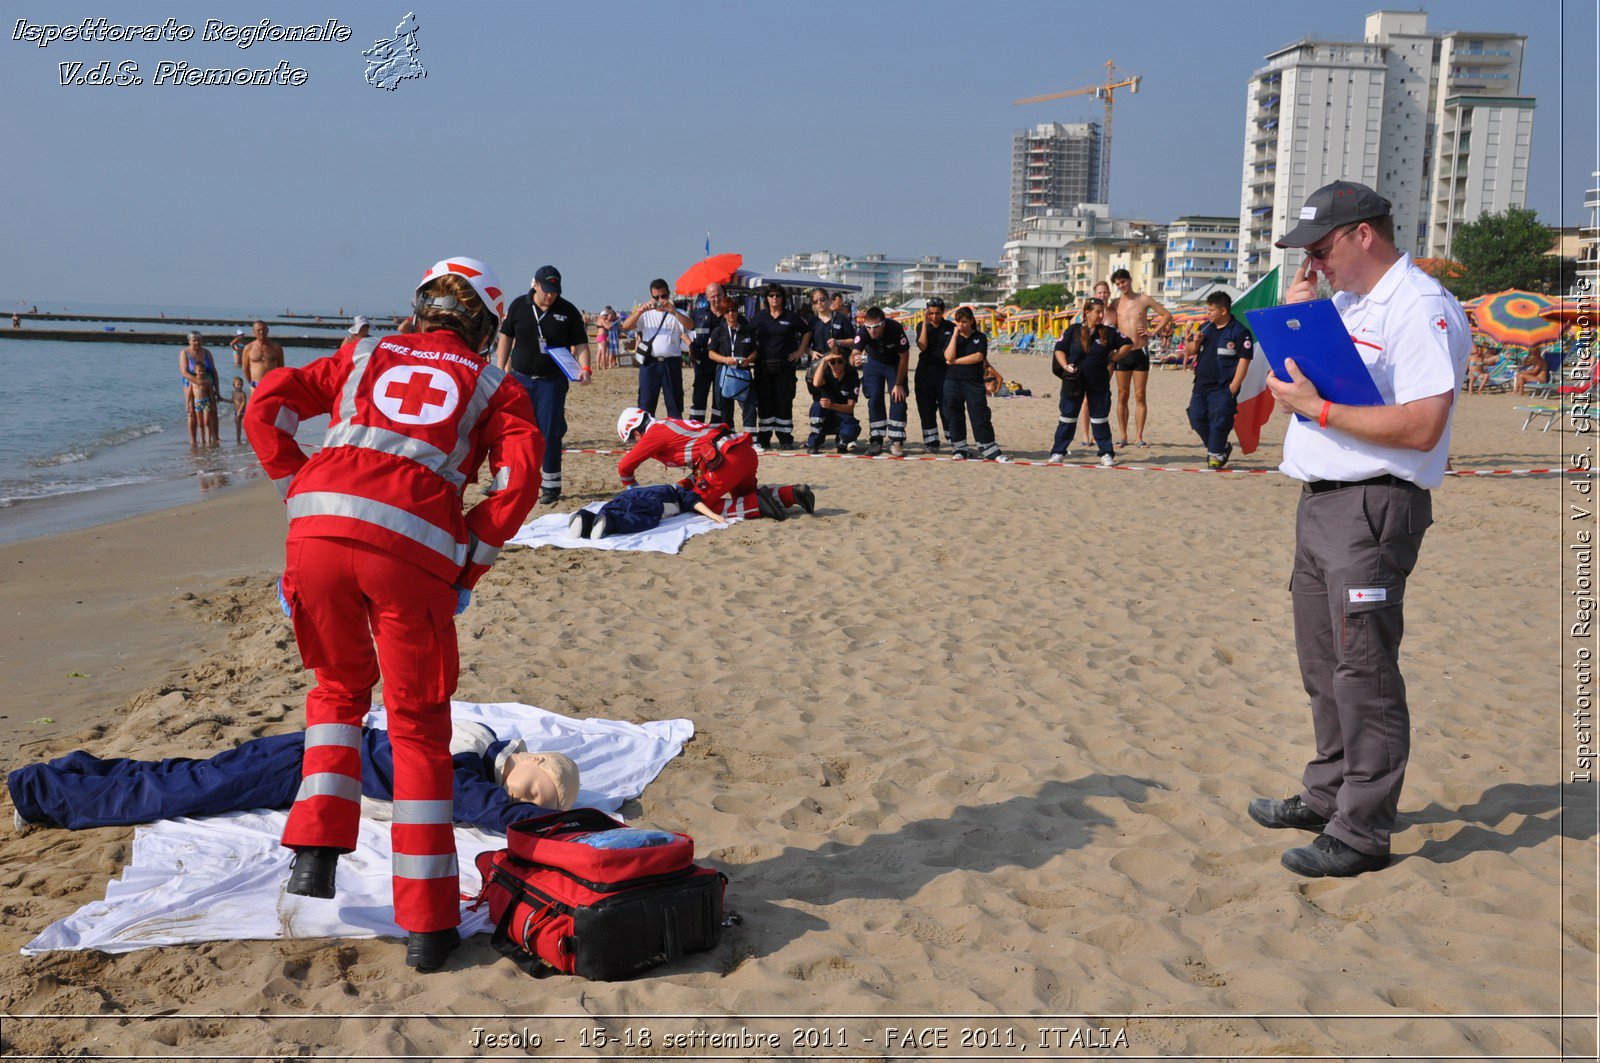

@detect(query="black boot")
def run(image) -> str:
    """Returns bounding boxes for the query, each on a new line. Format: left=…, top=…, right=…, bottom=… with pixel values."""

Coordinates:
left=405, top=927, right=461, bottom=972
left=286, top=846, right=339, bottom=899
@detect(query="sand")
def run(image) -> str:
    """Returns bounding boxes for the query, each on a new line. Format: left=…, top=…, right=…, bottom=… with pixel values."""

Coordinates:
left=0, top=351, right=1590, bottom=1059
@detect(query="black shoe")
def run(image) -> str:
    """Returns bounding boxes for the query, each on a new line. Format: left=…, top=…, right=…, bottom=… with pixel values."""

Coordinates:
left=926, top=442, right=941, bottom=454
left=1281, top=833, right=1390, bottom=878
left=793, top=484, right=815, bottom=515
left=867, top=440, right=883, bottom=456
left=286, top=846, right=339, bottom=899
left=805, top=440, right=821, bottom=455
left=756, top=434, right=772, bottom=450
left=754, top=485, right=790, bottom=521
left=537, top=490, right=561, bottom=507
left=836, top=443, right=848, bottom=454
left=567, top=510, right=595, bottom=540
left=1247, top=795, right=1330, bottom=832
left=1217, top=443, right=1233, bottom=469
left=404, top=927, right=461, bottom=972
left=777, top=436, right=795, bottom=451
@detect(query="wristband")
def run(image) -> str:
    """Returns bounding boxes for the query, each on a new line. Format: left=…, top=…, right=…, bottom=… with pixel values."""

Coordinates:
left=1318, top=400, right=1332, bottom=429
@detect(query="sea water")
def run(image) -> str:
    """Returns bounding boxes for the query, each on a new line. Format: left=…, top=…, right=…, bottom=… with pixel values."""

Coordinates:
left=0, top=300, right=378, bottom=543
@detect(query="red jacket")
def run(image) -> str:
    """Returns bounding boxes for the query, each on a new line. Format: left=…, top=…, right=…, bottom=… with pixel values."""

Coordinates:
left=245, top=331, right=543, bottom=589
left=617, top=419, right=746, bottom=486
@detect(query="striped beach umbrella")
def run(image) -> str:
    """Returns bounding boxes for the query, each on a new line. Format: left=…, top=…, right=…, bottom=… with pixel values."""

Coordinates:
left=1539, top=299, right=1585, bottom=323
left=1472, top=289, right=1560, bottom=347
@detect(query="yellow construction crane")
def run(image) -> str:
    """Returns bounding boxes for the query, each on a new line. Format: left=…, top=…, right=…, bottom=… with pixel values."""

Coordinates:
left=1014, top=60, right=1141, bottom=208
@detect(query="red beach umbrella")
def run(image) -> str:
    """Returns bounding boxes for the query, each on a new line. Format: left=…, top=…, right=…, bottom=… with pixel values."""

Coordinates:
left=674, top=254, right=743, bottom=296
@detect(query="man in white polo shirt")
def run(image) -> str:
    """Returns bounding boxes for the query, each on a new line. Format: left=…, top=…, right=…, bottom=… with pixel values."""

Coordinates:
left=1248, top=181, right=1470, bottom=877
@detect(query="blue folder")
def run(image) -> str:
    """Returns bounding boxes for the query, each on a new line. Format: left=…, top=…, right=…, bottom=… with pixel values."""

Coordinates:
left=1244, top=300, right=1385, bottom=420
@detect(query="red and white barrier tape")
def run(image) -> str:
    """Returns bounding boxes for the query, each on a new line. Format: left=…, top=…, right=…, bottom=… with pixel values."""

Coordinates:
left=561, top=447, right=1580, bottom=478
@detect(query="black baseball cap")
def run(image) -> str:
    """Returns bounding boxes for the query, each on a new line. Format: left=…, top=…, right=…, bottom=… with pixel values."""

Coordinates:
left=926, top=297, right=946, bottom=309
left=1276, top=181, right=1392, bottom=248
left=533, top=265, right=562, bottom=295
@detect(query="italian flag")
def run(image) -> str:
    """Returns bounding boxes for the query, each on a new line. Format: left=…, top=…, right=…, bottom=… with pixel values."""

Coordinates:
left=1232, top=266, right=1280, bottom=454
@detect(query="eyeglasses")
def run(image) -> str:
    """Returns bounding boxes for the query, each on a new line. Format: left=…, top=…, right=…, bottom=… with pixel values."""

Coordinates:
left=1304, top=225, right=1357, bottom=262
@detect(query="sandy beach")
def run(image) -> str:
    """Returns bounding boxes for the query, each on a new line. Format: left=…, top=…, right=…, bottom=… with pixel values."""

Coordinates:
left=0, top=350, right=1588, bottom=1059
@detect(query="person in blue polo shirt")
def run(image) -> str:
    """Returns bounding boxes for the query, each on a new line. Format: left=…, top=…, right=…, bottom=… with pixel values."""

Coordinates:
left=1184, top=291, right=1254, bottom=469
left=805, top=344, right=862, bottom=454
left=855, top=306, right=910, bottom=456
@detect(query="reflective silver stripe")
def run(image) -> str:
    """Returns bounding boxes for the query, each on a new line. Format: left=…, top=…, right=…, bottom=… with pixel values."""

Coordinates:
left=305, top=723, right=362, bottom=748
left=1089, top=416, right=1110, bottom=424
left=295, top=772, right=362, bottom=804
left=273, top=475, right=293, bottom=498
left=275, top=408, right=300, bottom=435
left=322, top=422, right=465, bottom=487
left=393, top=852, right=458, bottom=880
left=1058, top=416, right=1076, bottom=424
left=487, top=467, right=510, bottom=494
left=288, top=491, right=465, bottom=564
left=471, top=539, right=500, bottom=566
left=442, top=366, right=503, bottom=476
left=392, top=799, right=454, bottom=824
left=338, top=337, right=381, bottom=424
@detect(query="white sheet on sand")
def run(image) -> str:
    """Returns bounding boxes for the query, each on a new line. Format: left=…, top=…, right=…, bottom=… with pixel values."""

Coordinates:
left=507, top=510, right=730, bottom=554
left=22, top=701, right=693, bottom=955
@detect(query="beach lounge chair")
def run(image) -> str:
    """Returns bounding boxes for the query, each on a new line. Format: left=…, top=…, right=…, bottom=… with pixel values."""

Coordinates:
left=1515, top=363, right=1598, bottom=430
left=1013, top=332, right=1034, bottom=353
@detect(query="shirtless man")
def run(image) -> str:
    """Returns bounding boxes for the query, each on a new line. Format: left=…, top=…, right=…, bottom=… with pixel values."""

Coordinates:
left=1110, top=268, right=1173, bottom=447
left=239, top=319, right=285, bottom=393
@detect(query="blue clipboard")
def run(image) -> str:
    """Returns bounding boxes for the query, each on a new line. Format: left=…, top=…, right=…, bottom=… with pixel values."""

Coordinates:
left=1244, top=300, right=1384, bottom=420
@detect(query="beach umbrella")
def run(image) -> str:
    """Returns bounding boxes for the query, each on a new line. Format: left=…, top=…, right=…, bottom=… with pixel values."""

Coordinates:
left=1539, top=300, right=1586, bottom=323
left=1472, top=289, right=1560, bottom=347
left=674, top=253, right=743, bottom=296
left=1459, top=294, right=1487, bottom=312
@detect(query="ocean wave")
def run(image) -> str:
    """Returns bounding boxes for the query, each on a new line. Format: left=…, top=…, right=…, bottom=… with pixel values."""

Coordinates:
left=0, top=474, right=156, bottom=507
left=28, top=422, right=165, bottom=468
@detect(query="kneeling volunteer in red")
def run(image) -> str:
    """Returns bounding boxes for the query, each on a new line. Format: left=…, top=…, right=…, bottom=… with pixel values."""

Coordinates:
left=245, top=257, right=542, bottom=971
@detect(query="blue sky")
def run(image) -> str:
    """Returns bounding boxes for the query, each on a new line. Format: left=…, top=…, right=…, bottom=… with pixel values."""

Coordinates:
left=3, top=0, right=1594, bottom=313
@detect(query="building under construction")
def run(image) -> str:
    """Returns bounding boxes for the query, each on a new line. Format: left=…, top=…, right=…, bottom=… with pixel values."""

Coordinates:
left=1008, top=122, right=1101, bottom=234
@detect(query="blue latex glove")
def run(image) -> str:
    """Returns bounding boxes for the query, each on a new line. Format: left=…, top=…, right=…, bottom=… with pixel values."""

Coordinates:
left=453, top=585, right=471, bottom=616
left=277, top=577, right=292, bottom=618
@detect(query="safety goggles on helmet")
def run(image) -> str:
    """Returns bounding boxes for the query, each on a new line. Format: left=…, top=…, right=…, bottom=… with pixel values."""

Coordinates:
left=617, top=406, right=652, bottom=443
left=414, top=257, right=507, bottom=341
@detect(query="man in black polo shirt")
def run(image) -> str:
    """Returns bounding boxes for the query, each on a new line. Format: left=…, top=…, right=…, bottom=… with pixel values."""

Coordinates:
left=495, top=265, right=592, bottom=505
left=1184, top=291, right=1254, bottom=469
left=855, top=306, right=910, bottom=456
left=913, top=298, right=955, bottom=452
left=748, top=283, right=809, bottom=449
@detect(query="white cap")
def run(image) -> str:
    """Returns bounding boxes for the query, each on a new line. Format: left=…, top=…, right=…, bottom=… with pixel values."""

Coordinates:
left=235, top=328, right=246, bottom=336
left=347, top=315, right=370, bottom=334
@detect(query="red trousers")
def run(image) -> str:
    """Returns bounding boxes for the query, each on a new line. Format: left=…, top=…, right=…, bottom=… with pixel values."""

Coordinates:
left=693, top=439, right=761, bottom=519
left=281, top=536, right=460, bottom=933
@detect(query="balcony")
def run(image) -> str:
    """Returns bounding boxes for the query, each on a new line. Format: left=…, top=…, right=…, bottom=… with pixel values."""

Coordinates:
left=1454, top=47, right=1513, bottom=62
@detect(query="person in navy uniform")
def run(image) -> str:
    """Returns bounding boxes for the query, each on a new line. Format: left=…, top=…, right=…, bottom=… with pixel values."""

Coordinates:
left=495, top=265, right=593, bottom=505
left=747, top=283, right=810, bottom=449
left=941, top=306, right=1006, bottom=462
left=913, top=298, right=955, bottom=452
left=807, top=286, right=856, bottom=376
left=1184, top=291, right=1254, bottom=469
left=1049, top=297, right=1131, bottom=467
left=707, top=299, right=759, bottom=430
left=805, top=344, right=862, bottom=454
left=854, top=306, right=911, bottom=456
left=686, top=282, right=732, bottom=422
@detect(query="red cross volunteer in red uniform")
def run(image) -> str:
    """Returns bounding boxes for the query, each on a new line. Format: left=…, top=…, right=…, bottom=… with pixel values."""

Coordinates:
left=615, top=408, right=814, bottom=521
left=1249, top=183, right=1470, bottom=879
left=245, top=257, right=543, bottom=971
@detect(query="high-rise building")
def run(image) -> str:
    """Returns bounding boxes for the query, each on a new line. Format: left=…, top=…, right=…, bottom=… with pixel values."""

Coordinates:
left=1010, top=122, right=1101, bottom=233
left=1581, top=172, right=1600, bottom=297
left=1164, top=216, right=1241, bottom=301
left=1238, top=10, right=1532, bottom=288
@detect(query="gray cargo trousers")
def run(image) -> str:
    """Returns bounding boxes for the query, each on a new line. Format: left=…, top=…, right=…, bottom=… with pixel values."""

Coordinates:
left=1291, top=476, right=1432, bottom=856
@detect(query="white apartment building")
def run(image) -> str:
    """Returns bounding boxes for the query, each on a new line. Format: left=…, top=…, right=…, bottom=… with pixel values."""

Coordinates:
left=900, top=257, right=990, bottom=300
left=837, top=253, right=918, bottom=302
left=1581, top=172, right=1600, bottom=296
left=1238, top=10, right=1532, bottom=289
left=1164, top=216, right=1241, bottom=301
left=773, top=251, right=850, bottom=279
left=999, top=206, right=1113, bottom=294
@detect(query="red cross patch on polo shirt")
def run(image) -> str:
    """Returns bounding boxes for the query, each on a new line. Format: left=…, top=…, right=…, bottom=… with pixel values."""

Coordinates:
left=1431, top=315, right=1449, bottom=335
left=371, top=365, right=460, bottom=426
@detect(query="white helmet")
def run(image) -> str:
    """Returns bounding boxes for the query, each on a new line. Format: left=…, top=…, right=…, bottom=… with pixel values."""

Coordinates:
left=414, top=257, right=507, bottom=340
left=617, top=407, right=652, bottom=443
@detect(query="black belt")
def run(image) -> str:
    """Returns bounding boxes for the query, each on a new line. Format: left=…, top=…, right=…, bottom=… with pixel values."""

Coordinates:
left=1305, top=473, right=1408, bottom=494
